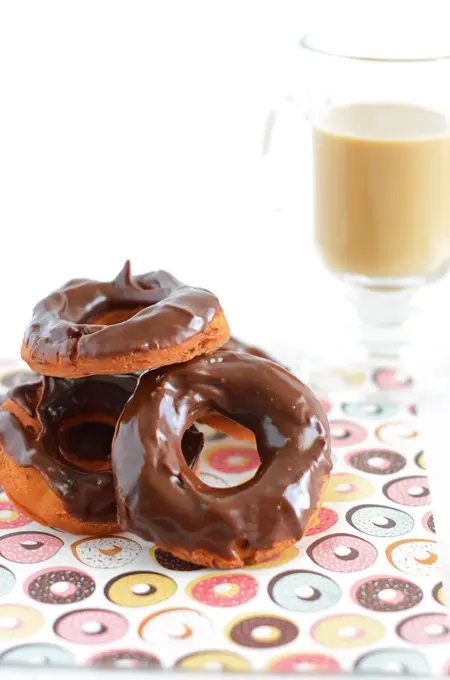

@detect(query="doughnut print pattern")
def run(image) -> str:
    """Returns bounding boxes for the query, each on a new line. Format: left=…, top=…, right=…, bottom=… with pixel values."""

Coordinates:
left=0, top=363, right=447, bottom=673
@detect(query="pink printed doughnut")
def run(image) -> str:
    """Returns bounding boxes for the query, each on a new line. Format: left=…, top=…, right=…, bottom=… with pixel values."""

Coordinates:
left=204, top=445, right=260, bottom=474
left=265, top=653, right=341, bottom=673
left=0, top=502, right=31, bottom=529
left=54, top=609, right=128, bottom=644
left=305, top=508, right=338, bottom=536
left=383, top=476, right=430, bottom=507
left=0, top=532, right=63, bottom=564
left=329, top=421, right=367, bottom=447
left=24, top=567, right=95, bottom=604
left=186, top=573, right=258, bottom=607
left=308, top=534, right=377, bottom=573
left=373, top=368, right=413, bottom=391
left=397, top=613, right=450, bottom=645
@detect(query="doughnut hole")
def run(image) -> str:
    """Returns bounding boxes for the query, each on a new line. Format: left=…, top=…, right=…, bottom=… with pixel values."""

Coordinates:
left=84, top=305, right=147, bottom=326
left=58, top=414, right=117, bottom=471
left=82, top=621, right=107, bottom=636
left=193, top=423, right=261, bottom=489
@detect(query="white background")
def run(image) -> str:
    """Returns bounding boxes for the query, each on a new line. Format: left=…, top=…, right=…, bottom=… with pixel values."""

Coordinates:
left=1, top=0, right=450, bottom=364
left=0, top=0, right=322, bottom=363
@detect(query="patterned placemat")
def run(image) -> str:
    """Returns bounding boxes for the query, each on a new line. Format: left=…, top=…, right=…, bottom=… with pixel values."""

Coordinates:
left=0, top=363, right=448, bottom=674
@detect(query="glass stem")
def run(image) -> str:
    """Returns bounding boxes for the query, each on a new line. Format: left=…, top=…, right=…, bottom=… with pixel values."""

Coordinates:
left=343, top=276, right=420, bottom=365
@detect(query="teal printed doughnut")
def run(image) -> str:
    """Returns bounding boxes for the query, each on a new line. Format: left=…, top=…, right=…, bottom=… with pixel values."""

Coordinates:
left=342, top=401, right=398, bottom=420
left=0, top=643, right=75, bottom=666
left=268, top=570, right=341, bottom=613
left=355, top=648, right=430, bottom=674
left=346, top=504, right=414, bottom=538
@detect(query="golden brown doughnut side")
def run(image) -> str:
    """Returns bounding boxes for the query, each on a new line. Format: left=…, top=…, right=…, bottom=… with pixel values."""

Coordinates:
left=0, top=396, right=119, bottom=535
left=0, top=448, right=118, bottom=535
left=155, top=475, right=330, bottom=569
left=22, top=309, right=230, bottom=378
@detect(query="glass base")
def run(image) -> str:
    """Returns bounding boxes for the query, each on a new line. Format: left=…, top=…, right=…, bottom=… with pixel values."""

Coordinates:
left=298, top=274, right=421, bottom=403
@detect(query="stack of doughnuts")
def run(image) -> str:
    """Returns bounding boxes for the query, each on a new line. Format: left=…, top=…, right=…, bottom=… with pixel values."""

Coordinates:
left=0, top=263, right=331, bottom=568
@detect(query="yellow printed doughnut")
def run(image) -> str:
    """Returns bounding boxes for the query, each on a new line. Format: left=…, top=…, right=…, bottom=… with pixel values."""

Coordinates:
left=0, top=605, right=44, bottom=638
left=176, top=650, right=252, bottom=672
left=105, top=571, right=176, bottom=607
left=312, top=614, right=384, bottom=648
left=433, top=582, right=445, bottom=606
left=325, top=474, right=374, bottom=503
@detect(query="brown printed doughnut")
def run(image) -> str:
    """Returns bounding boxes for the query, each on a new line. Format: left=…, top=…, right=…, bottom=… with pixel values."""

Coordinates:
left=347, top=449, right=406, bottom=475
left=24, top=567, right=95, bottom=604
left=226, top=613, right=298, bottom=648
left=89, top=650, right=161, bottom=669
left=151, top=547, right=204, bottom=572
left=351, top=575, right=423, bottom=612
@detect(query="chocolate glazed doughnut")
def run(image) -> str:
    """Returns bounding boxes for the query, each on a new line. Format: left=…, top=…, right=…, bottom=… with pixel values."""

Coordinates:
left=112, top=351, right=332, bottom=569
left=202, top=337, right=282, bottom=441
left=22, top=262, right=230, bottom=377
left=0, top=374, right=203, bottom=534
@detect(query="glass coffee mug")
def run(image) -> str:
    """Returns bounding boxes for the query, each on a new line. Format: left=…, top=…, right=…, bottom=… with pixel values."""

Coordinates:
left=265, top=26, right=450, bottom=394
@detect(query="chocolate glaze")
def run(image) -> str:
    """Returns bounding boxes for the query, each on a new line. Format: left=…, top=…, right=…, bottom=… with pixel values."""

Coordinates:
left=0, top=370, right=37, bottom=406
left=0, top=374, right=204, bottom=523
left=112, top=351, right=332, bottom=561
left=22, top=262, right=221, bottom=369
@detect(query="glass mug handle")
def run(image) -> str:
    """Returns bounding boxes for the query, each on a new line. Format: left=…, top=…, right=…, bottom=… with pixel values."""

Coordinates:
left=260, top=95, right=312, bottom=213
